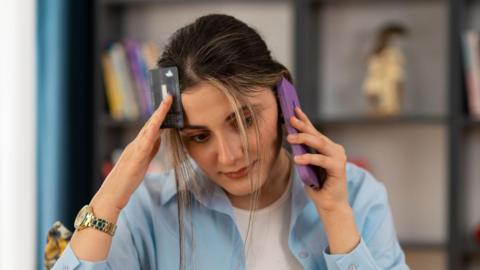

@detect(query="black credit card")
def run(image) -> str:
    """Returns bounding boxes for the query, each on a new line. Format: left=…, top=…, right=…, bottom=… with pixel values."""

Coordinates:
left=149, top=66, right=184, bottom=129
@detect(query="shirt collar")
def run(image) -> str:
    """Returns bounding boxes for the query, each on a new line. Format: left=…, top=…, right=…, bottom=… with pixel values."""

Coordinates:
left=144, top=157, right=311, bottom=220
left=144, top=158, right=235, bottom=216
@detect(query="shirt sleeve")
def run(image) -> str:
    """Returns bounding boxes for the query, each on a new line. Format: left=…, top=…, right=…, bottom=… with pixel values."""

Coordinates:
left=322, top=169, right=410, bottom=270
left=52, top=211, right=141, bottom=270
left=51, top=244, right=107, bottom=270
left=323, top=238, right=382, bottom=270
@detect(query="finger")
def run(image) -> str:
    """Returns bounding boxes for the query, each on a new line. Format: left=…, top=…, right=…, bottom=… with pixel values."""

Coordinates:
left=148, top=136, right=161, bottom=161
left=294, top=107, right=314, bottom=127
left=138, top=95, right=173, bottom=142
left=289, top=115, right=315, bottom=134
left=294, top=153, right=343, bottom=176
left=286, top=132, right=337, bottom=157
left=289, top=114, right=333, bottom=144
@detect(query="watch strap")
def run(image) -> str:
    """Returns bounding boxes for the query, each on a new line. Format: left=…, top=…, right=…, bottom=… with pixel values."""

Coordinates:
left=86, top=215, right=117, bottom=236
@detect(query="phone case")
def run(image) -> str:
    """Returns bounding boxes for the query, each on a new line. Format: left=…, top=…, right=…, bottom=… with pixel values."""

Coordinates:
left=276, top=78, right=326, bottom=189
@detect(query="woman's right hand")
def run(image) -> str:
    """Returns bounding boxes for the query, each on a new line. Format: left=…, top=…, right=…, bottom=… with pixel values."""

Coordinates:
left=69, top=95, right=173, bottom=262
left=90, top=94, right=173, bottom=214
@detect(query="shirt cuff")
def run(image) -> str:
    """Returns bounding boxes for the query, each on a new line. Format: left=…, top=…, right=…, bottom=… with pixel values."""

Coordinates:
left=52, top=243, right=108, bottom=270
left=323, top=238, right=378, bottom=270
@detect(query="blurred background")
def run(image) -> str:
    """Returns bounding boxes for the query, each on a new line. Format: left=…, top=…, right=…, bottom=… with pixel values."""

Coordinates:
left=1, top=0, right=480, bottom=269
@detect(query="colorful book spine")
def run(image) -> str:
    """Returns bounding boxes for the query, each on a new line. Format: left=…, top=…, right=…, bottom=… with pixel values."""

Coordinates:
left=137, top=43, right=155, bottom=116
left=109, top=43, right=140, bottom=120
left=100, top=52, right=124, bottom=120
left=125, top=40, right=145, bottom=117
left=462, top=31, right=480, bottom=119
left=101, top=40, right=159, bottom=120
left=125, top=40, right=153, bottom=118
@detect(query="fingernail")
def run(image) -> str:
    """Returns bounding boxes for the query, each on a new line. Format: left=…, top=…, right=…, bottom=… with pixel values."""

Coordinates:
left=162, top=95, right=171, bottom=104
left=294, top=155, right=301, bottom=162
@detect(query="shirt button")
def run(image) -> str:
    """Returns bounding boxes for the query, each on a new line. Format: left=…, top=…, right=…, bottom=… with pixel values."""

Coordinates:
left=348, top=264, right=358, bottom=270
left=298, top=250, right=310, bottom=258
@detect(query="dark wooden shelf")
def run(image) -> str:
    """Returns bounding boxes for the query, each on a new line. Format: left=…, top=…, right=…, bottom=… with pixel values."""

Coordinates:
left=401, top=241, right=447, bottom=251
left=463, top=117, right=480, bottom=128
left=311, top=0, right=443, bottom=4
left=465, top=246, right=480, bottom=258
left=463, top=237, right=480, bottom=258
left=313, top=115, right=447, bottom=126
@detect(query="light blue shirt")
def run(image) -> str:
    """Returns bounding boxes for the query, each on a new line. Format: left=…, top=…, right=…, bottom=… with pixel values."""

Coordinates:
left=53, top=162, right=409, bottom=270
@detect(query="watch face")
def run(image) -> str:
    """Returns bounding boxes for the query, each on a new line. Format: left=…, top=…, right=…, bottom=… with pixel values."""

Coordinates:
left=74, top=205, right=89, bottom=229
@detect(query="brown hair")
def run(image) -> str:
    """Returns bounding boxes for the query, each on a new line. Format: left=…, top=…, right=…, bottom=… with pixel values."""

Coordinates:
left=157, top=14, right=293, bottom=269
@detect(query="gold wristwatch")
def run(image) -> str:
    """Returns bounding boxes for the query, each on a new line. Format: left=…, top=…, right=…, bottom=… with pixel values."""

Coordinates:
left=74, top=205, right=117, bottom=236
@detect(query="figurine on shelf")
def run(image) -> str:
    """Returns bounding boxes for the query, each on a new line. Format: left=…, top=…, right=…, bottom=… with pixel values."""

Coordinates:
left=362, top=23, right=408, bottom=117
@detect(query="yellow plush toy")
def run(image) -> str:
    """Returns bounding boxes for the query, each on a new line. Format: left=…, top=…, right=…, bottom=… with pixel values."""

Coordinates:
left=44, top=221, right=72, bottom=270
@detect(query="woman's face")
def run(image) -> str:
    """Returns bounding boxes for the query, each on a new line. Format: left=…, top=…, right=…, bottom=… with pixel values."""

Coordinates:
left=179, top=81, right=282, bottom=197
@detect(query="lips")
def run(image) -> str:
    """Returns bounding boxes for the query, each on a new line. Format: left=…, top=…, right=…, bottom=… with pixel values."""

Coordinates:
left=223, top=161, right=256, bottom=179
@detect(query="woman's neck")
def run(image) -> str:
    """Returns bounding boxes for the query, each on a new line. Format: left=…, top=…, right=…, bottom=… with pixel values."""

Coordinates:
left=229, top=148, right=292, bottom=210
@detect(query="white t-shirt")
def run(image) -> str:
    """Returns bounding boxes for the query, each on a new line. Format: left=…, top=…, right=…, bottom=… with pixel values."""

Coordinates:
left=232, top=178, right=304, bottom=270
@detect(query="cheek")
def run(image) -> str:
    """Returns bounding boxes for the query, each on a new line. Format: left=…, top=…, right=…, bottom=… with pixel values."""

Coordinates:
left=250, top=117, right=280, bottom=164
left=186, top=144, right=215, bottom=173
left=259, top=117, right=280, bottom=147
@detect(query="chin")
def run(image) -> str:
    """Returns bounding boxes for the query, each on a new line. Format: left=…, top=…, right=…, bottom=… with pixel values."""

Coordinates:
left=219, top=174, right=266, bottom=197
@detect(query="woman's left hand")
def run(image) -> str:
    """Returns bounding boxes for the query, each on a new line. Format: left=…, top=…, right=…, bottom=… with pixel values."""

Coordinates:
left=286, top=107, right=360, bottom=254
left=286, top=107, right=349, bottom=214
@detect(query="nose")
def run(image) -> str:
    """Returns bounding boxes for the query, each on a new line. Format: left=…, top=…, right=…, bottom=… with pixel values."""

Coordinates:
left=217, top=132, right=243, bottom=167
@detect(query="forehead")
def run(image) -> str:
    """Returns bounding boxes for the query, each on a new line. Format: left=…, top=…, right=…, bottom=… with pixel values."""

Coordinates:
left=180, top=82, right=274, bottom=125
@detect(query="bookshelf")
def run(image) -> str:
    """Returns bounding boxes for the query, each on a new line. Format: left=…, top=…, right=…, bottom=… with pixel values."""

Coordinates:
left=91, top=0, right=479, bottom=269
left=297, top=0, right=450, bottom=260
left=450, top=0, right=480, bottom=269
left=314, top=115, right=446, bottom=126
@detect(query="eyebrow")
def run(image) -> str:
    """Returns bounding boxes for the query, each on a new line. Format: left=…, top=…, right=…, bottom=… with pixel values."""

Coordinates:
left=181, top=104, right=258, bottom=131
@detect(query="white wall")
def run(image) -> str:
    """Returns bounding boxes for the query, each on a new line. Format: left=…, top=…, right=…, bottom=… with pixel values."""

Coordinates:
left=0, top=0, right=37, bottom=269
left=324, top=124, right=447, bottom=243
left=122, top=1, right=294, bottom=74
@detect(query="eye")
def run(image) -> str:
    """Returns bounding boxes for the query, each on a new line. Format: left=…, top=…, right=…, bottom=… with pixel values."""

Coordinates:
left=231, top=115, right=254, bottom=130
left=245, top=115, right=254, bottom=126
left=189, top=133, right=210, bottom=143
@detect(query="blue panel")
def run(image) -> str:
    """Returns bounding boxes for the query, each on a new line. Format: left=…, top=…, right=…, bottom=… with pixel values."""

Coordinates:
left=37, top=0, right=70, bottom=269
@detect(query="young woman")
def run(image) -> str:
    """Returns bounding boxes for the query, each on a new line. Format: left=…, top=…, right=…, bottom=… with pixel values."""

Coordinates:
left=53, top=14, right=408, bottom=270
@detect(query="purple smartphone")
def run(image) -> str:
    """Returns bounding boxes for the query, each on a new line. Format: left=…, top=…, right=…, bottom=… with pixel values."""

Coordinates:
left=276, top=78, right=326, bottom=189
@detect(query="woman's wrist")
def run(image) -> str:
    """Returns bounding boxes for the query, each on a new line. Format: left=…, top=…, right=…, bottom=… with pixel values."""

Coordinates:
left=89, top=195, right=122, bottom=224
left=317, top=203, right=360, bottom=254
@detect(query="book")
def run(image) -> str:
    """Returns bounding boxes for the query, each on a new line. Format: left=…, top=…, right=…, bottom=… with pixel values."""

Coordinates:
left=100, top=52, right=124, bottom=120
left=109, top=43, right=140, bottom=120
left=101, top=41, right=159, bottom=120
left=462, top=30, right=480, bottom=119
left=101, top=39, right=159, bottom=121
left=125, top=40, right=153, bottom=118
